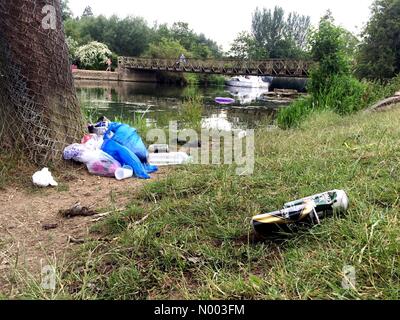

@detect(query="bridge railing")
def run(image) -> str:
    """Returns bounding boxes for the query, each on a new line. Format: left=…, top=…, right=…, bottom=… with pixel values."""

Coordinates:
left=118, top=57, right=313, bottom=77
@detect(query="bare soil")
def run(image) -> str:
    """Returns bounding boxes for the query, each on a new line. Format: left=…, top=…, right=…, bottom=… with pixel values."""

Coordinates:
left=0, top=167, right=165, bottom=294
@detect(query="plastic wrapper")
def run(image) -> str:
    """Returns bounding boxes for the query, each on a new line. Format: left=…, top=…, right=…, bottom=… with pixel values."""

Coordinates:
left=86, top=150, right=121, bottom=177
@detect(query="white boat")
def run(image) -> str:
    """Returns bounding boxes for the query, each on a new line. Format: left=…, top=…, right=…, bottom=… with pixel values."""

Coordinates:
left=226, top=76, right=270, bottom=89
left=225, top=86, right=269, bottom=104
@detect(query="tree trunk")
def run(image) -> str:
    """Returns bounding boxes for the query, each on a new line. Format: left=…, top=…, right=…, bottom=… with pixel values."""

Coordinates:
left=0, top=0, right=84, bottom=164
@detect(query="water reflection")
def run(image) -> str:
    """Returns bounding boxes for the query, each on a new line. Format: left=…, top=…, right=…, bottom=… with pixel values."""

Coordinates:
left=75, top=80, right=290, bottom=131
left=201, top=110, right=236, bottom=131
left=225, top=86, right=270, bottom=105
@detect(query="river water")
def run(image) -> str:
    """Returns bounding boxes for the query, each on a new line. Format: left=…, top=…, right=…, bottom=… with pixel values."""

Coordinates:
left=75, top=80, right=291, bottom=131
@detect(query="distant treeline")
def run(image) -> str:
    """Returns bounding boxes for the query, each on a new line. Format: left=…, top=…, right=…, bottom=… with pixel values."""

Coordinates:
left=62, top=2, right=222, bottom=62
left=62, top=0, right=400, bottom=82
left=228, top=1, right=400, bottom=81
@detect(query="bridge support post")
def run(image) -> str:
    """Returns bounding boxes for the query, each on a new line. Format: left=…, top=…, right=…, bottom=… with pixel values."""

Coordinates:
left=118, top=67, right=158, bottom=83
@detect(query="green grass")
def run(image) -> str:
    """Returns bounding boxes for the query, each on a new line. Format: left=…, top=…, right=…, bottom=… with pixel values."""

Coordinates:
left=278, top=75, right=400, bottom=129
left=10, top=107, right=400, bottom=300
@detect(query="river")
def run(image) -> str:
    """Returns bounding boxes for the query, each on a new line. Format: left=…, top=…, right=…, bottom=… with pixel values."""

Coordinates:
left=75, top=80, right=292, bottom=131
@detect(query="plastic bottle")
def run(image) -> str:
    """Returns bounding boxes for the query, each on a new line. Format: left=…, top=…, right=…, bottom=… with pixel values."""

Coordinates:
left=148, top=144, right=170, bottom=153
left=148, top=152, right=192, bottom=166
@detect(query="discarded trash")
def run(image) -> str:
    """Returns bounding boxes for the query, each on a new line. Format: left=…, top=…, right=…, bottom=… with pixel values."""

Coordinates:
left=252, top=190, right=349, bottom=235
left=59, top=203, right=97, bottom=218
left=102, top=122, right=158, bottom=179
left=148, top=144, right=170, bottom=153
left=64, top=118, right=158, bottom=180
left=215, top=97, right=235, bottom=105
left=32, top=168, right=58, bottom=187
left=42, top=223, right=58, bottom=230
left=88, top=117, right=110, bottom=136
left=64, top=143, right=121, bottom=177
left=176, top=139, right=202, bottom=148
left=86, top=150, right=122, bottom=177
left=115, top=165, right=134, bottom=181
left=68, top=236, right=86, bottom=245
left=104, top=122, right=149, bottom=162
left=81, top=134, right=96, bottom=144
left=148, top=152, right=192, bottom=166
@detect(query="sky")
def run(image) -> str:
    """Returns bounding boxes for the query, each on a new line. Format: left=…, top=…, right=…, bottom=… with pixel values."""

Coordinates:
left=67, top=0, right=374, bottom=52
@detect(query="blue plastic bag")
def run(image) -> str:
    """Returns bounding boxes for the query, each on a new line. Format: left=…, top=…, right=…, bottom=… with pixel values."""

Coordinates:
left=106, top=123, right=148, bottom=162
left=101, top=122, right=158, bottom=179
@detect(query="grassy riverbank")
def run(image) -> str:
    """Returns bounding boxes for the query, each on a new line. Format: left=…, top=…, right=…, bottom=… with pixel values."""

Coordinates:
left=15, top=106, right=400, bottom=300
left=278, top=75, right=400, bottom=129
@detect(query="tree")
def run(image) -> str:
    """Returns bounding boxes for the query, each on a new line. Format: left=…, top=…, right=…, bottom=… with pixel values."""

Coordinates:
left=308, top=13, right=352, bottom=94
left=356, top=0, right=400, bottom=80
left=66, top=36, right=79, bottom=62
left=285, top=12, right=311, bottom=51
left=107, top=16, right=151, bottom=56
left=61, top=0, right=73, bottom=21
left=76, top=41, right=112, bottom=70
left=278, top=13, right=369, bottom=128
left=170, top=22, right=193, bottom=50
left=67, top=15, right=152, bottom=56
left=0, top=0, right=84, bottom=164
left=229, top=31, right=268, bottom=59
left=251, top=6, right=311, bottom=58
left=82, top=6, right=94, bottom=18
left=144, top=38, right=189, bottom=59
left=252, top=6, right=285, bottom=58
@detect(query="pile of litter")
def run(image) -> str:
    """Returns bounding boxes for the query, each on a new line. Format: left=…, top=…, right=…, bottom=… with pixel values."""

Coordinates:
left=61, top=118, right=157, bottom=181
left=33, top=119, right=194, bottom=186
left=61, top=118, right=191, bottom=181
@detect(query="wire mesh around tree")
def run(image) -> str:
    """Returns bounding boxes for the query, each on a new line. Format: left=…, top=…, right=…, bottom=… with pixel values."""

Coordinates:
left=0, top=0, right=84, bottom=165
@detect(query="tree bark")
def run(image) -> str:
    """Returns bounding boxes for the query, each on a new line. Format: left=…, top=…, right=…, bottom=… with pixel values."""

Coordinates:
left=0, top=0, right=84, bottom=164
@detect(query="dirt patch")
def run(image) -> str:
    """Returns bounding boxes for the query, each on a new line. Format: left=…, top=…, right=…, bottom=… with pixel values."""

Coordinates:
left=0, top=167, right=165, bottom=294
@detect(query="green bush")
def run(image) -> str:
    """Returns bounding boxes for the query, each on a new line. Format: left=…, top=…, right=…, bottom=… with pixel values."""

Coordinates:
left=76, top=41, right=112, bottom=70
left=279, top=75, right=375, bottom=128
left=277, top=96, right=314, bottom=129
left=317, top=75, right=369, bottom=115
left=66, top=36, right=79, bottom=63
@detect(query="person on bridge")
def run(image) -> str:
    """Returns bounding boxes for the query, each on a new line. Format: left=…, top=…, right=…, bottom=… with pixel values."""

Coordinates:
left=106, top=57, right=112, bottom=71
left=177, top=53, right=187, bottom=67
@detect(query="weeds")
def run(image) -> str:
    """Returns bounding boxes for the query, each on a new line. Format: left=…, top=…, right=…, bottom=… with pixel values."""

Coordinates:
left=113, top=113, right=151, bottom=137
left=278, top=75, right=400, bottom=128
left=180, top=95, right=203, bottom=130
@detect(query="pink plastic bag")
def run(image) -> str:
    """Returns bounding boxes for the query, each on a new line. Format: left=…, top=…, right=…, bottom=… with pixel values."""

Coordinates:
left=86, top=150, right=121, bottom=177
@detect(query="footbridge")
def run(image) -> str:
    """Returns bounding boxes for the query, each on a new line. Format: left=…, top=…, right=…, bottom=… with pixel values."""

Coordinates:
left=118, top=57, right=313, bottom=78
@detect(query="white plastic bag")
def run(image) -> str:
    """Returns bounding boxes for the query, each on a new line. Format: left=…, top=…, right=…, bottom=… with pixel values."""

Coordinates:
left=84, top=135, right=104, bottom=150
left=32, top=168, right=58, bottom=187
left=64, top=135, right=122, bottom=178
